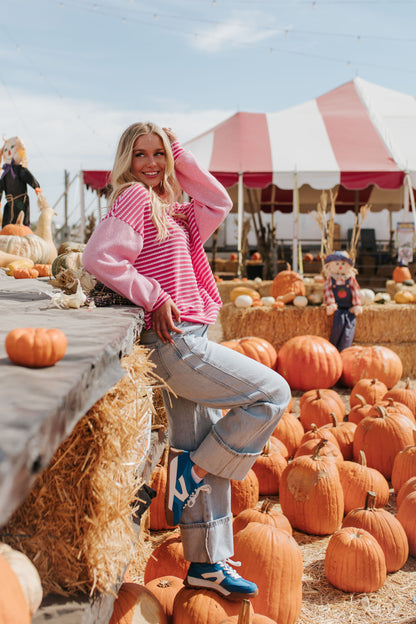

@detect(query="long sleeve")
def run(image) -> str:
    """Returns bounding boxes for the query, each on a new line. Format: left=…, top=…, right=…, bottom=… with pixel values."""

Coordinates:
left=324, top=277, right=336, bottom=306
left=172, top=142, right=233, bottom=243
left=350, top=276, right=362, bottom=306
left=82, top=216, right=170, bottom=311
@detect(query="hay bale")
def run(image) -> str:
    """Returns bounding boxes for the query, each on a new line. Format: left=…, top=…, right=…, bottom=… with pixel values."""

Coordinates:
left=3, top=344, right=161, bottom=597
left=354, top=304, right=416, bottom=343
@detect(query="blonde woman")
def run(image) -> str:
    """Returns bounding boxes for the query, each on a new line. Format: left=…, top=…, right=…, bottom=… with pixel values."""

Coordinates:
left=83, top=122, right=290, bottom=601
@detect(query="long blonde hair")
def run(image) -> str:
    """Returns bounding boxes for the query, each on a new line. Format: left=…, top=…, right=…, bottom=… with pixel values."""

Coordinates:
left=109, top=122, right=178, bottom=240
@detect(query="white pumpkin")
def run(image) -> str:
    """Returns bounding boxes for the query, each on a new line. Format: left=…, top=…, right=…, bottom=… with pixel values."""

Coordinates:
left=0, top=543, right=43, bottom=615
left=293, top=295, right=308, bottom=308
left=0, top=233, right=50, bottom=264
left=374, top=292, right=391, bottom=304
left=261, top=296, right=275, bottom=305
left=308, top=293, right=323, bottom=305
left=360, top=288, right=375, bottom=305
left=234, top=294, right=253, bottom=308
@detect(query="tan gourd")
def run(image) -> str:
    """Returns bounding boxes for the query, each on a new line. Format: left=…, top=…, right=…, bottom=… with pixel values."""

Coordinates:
left=34, top=195, right=58, bottom=264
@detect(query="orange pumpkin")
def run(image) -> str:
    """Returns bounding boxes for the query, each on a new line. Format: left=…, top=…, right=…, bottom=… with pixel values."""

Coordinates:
left=219, top=599, right=276, bottom=624
left=233, top=498, right=292, bottom=535
left=270, top=265, right=305, bottom=299
left=299, top=388, right=346, bottom=430
left=393, top=264, right=412, bottom=283
left=33, top=263, right=52, bottom=277
left=109, top=582, right=167, bottom=624
left=397, top=475, right=416, bottom=509
left=5, top=327, right=67, bottom=368
left=145, top=576, right=184, bottom=623
left=272, top=411, right=304, bottom=458
left=221, top=336, right=277, bottom=369
left=391, top=430, right=416, bottom=493
left=347, top=394, right=374, bottom=425
left=397, top=491, right=416, bottom=556
left=0, top=218, right=33, bottom=237
left=277, top=335, right=343, bottom=391
left=324, top=527, right=386, bottom=593
left=337, top=450, right=390, bottom=514
left=148, top=465, right=176, bottom=530
left=342, top=491, right=409, bottom=572
left=349, top=378, right=388, bottom=407
left=0, top=555, right=31, bottom=623
left=251, top=251, right=262, bottom=261
left=144, top=533, right=187, bottom=584
left=279, top=439, right=344, bottom=535
left=353, top=405, right=416, bottom=479
left=172, top=587, right=242, bottom=624
left=230, top=469, right=259, bottom=516
left=340, top=345, right=403, bottom=389
left=327, top=413, right=356, bottom=460
left=13, top=267, right=39, bottom=279
left=383, top=378, right=416, bottom=416
left=251, top=439, right=288, bottom=496
left=294, top=437, right=344, bottom=464
left=233, top=522, right=303, bottom=624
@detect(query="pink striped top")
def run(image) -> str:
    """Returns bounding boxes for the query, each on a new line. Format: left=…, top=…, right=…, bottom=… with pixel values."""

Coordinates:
left=82, top=142, right=233, bottom=329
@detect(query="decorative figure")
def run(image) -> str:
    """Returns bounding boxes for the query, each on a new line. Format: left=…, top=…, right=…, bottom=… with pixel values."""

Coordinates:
left=323, top=251, right=362, bottom=351
left=0, top=136, right=42, bottom=227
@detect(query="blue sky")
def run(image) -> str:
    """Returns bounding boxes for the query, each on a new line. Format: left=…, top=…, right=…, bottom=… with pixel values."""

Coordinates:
left=2, top=0, right=416, bottom=228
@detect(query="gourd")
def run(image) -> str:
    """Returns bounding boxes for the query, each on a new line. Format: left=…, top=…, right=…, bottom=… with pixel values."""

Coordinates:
left=230, top=286, right=260, bottom=303
left=233, top=522, right=303, bottom=624
left=234, top=294, right=253, bottom=308
left=0, top=543, right=42, bottom=616
left=5, top=327, right=68, bottom=368
left=360, top=288, right=375, bottom=305
left=293, top=295, right=308, bottom=307
left=0, top=249, right=34, bottom=268
left=0, top=232, right=50, bottom=263
left=260, top=296, right=275, bottom=305
left=4, top=257, right=34, bottom=275
left=109, top=582, right=167, bottom=624
left=324, top=527, right=386, bottom=592
left=277, top=335, right=343, bottom=391
left=34, top=194, right=58, bottom=264
left=394, top=290, right=415, bottom=304
left=13, top=267, right=39, bottom=279
left=342, top=491, right=409, bottom=572
left=221, top=336, right=278, bottom=369
left=33, top=263, right=52, bottom=277
left=340, top=345, right=403, bottom=389
left=374, top=291, right=391, bottom=304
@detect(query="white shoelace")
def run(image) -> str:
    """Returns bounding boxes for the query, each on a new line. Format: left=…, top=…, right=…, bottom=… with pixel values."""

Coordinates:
left=219, top=559, right=242, bottom=579
left=184, top=483, right=212, bottom=509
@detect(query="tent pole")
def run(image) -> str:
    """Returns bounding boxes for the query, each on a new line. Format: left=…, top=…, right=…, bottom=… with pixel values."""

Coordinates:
left=237, top=172, right=244, bottom=278
left=292, top=173, right=299, bottom=272
left=79, top=171, right=85, bottom=244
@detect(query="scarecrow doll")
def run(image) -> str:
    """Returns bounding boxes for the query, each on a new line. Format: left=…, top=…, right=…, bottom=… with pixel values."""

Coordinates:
left=0, top=136, right=42, bottom=227
left=323, top=251, right=362, bottom=351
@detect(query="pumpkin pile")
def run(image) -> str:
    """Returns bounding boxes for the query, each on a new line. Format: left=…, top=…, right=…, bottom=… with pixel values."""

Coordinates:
left=129, top=344, right=416, bottom=623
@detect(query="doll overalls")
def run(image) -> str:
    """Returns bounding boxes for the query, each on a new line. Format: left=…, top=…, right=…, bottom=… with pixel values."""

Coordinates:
left=329, top=277, right=356, bottom=351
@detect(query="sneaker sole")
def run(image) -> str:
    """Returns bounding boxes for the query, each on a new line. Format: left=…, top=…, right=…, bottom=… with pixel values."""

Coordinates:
left=184, top=577, right=259, bottom=601
left=165, top=447, right=183, bottom=526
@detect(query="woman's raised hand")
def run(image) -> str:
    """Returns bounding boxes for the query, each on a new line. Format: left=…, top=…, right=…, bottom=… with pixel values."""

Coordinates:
left=163, top=127, right=178, bottom=144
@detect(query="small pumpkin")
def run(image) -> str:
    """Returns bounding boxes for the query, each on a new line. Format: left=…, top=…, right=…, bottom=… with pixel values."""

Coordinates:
left=13, top=267, right=39, bottom=279
left=233, top=498, right=292, bottom=535
left=350, top=378, right=388, bottom=408
left=383, top=378, right=416, bottom=416
left=230, top=469, right=259, bottom=516
left=342, top=490, right=409, bottom=572
left=0, top=211, right=33, bottom=236
left=4, top=257, right=34, bottom=275
left=144, top=533, right=187, bottom=584
left=145, top=576, right=183, bottom=623
left=324, top=527, right=386, bottom=593
left=337, top=450, right=390, bottom=514
left=391, top=429, right=416, bottom=494
left=5, top=327, right=68, bottom=368
left=251, top=439, right=288, bottom=496
left=293, top=295, right=308, bottom=307
left=393, top=263, right=412, bottom=283
left=272, top=411, right=304, bottom=458
left=396, top=491, right=416, bottom=556
left=234, top=294, right=253, bottom=308
left=270, top=265, right=305, bottom=299
left=230, top=287, right=260, bottom=304
left=109, top=582, right=167, bottom=624
left=394, top=290, right=415, bottom=304
left=359, top=288, right=375, bottom=305
left=33, top=263, right=52, bottom=277
left=299, top=388, right=346, bottom=430
left=397, top=475, right=416, bottom=510
left=219, top=599, right=276, bottom=624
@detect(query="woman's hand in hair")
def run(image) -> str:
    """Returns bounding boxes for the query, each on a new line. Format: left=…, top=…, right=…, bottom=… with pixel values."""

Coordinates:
left=163, top=127, right=178, bottom=144
left=152, top=298, right=182, bottom=343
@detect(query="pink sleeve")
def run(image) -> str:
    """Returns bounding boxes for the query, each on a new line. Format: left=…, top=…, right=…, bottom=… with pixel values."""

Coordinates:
left=172, top=144, right=233, bottom=243
left=82, top=217, right=170, bottom=311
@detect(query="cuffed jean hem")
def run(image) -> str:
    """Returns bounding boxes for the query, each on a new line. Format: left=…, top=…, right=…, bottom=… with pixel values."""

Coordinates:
left=180, top=513, right=234, bottom=563
left=191, top=428, right=261, bottom=481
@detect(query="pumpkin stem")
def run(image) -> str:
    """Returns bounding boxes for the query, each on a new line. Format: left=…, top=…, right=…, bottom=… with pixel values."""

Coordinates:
left=405, top=377, right=411, bottom=389
left=358, top=450, right=367, bottom=466
left=262, top=439, right=271, bottom=456
left=157, top=579, right=173, bottom=588
left=413, top=429, right=416, bottom=446
left=330, top=412, right=338, bottom=427
left=312, top=438, right=328, bottom=459
left=354, top=394, right=367, bottom=408
left=364, top=490, right=377, bottom=510
left=316, top=389, right=322, bottom=400
left=237, top=599, right=252, bottom=624
left=260, top=498, right=274, bottom=514
left=374, top=405, right=387, bottom=419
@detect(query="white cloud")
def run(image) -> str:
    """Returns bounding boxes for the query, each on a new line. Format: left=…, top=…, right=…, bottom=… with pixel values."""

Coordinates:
left=0, top=86, right=233, bottom=226
left=190, top=13, right=282, bottom=53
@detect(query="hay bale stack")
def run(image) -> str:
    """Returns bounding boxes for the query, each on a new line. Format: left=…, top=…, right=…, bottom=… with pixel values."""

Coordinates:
left=3, top=344, right=159, bottom=597
left=220, top=303, right=416, bottom=378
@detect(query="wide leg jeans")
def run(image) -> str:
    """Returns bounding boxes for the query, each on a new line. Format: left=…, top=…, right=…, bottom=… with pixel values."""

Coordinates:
left=140, top=322, right=291, bottom=563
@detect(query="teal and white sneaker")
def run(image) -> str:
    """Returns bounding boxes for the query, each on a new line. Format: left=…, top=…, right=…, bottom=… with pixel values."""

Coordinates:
left=165, top=448, right=211, bottom=526
left=185, top=560, right=259, bottom=600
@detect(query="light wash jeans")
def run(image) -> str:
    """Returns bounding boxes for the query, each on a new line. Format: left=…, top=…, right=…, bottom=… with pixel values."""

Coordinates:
left=140, top=322, right=291, bottom=563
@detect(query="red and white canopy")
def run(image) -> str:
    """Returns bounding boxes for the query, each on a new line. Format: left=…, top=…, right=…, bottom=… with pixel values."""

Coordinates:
left=184, top=78, right=416, bottom=194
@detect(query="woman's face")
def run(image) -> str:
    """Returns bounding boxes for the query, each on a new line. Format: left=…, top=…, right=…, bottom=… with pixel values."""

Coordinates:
left=131, top=133, right=166, bottom=188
